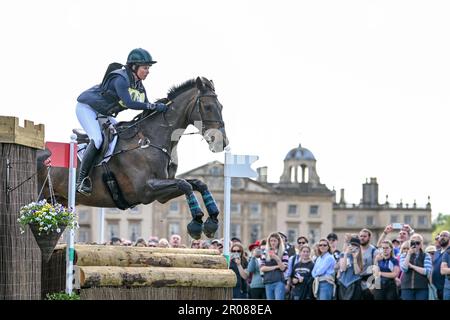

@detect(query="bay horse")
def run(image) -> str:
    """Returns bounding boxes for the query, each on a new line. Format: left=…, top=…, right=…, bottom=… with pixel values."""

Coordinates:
left=37, top=77, right=229, bottom=239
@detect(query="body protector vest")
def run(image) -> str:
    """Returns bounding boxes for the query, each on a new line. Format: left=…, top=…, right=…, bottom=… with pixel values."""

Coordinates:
left=77, top=67, right=147, bottom=117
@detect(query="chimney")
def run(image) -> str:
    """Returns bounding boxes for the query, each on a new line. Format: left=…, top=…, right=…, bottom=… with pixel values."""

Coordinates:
left=257, top=167, right=268, bottom=183
left=362, top=177, right=379, bottom=206
left=339, top=188, right=346, bottom=204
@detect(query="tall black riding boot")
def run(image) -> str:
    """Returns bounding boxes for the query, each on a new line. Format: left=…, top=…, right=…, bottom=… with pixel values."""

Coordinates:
left=76, top=140, right=100, bottom=196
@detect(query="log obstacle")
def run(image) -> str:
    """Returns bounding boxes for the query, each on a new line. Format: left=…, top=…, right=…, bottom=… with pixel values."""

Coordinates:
left=43, top=244, right=236, bottom=300
left=0, top=116, right=45, bottom=300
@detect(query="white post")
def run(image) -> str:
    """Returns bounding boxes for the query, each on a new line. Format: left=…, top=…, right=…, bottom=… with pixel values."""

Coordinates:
left=223, top=150, right=231, bottom=265
left=98, top=208, right=105, bottom=244
left=65, top=134, right=77, bottom=294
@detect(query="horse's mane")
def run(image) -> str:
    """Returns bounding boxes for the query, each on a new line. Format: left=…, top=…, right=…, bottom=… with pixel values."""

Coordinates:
left=167, top=79, right=197, bottom=100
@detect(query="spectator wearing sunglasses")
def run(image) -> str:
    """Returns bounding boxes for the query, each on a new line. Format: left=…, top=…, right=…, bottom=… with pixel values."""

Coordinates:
left=400, top=234, right=432, bottom=300
left=229, top=242, right=249, bottom=299
left=311, top=238, right=336, bottom=300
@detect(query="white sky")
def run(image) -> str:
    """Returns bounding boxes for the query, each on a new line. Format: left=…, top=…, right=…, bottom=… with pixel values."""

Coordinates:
left=1, top=0, right=449, bottom=219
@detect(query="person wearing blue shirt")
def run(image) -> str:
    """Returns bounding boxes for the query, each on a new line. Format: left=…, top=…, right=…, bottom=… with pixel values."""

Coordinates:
left=432, top=231, right=449, bottom=300
left=373, top=240, right=400, bottom=300
left=312, top=238, right=336, bottom=300
left=75, top=48, right=168, bottom=195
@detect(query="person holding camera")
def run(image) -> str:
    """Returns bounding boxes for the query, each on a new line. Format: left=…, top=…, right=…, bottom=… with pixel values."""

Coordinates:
left=229, top=242, right=249, bottom=299
left=337, top=237, right=363, bottom=300
left=373, top=240, right=400, bottom=300
left=287, top=245, right=315, bottom=300
left=260, top=232, right=289, bottom=300
left=246, top=240, right=266, bottom=299
left=400, top=234, right=432, bottom=300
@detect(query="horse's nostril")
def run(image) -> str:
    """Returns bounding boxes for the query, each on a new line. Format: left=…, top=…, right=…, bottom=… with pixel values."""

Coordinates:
left=210, top=136, right=215, bottom=142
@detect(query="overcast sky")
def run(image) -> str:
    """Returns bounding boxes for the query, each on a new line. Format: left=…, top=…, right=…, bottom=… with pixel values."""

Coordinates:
left=1, top=0, right=449, bottom=219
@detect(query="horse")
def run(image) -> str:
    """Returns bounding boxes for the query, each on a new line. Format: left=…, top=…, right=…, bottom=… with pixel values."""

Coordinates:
left=37, top=77, right=229, bottom=240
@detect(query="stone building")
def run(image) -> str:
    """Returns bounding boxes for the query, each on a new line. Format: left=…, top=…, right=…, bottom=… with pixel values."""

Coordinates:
left=74, top=143, right=432, bottom=246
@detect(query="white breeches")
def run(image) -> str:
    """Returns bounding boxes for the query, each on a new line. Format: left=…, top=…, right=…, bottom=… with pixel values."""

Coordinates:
left=75, top=102, right=117, bottom=149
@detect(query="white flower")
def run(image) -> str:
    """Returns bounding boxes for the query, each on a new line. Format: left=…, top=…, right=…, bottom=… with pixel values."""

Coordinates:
left=56, top=228, right=61, bottom=233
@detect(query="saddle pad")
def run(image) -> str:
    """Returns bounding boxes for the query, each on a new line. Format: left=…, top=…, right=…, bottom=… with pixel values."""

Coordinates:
left=77, top=135, right=118, bottom=164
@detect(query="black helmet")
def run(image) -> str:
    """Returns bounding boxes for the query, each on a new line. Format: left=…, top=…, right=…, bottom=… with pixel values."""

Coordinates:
left=126, top=48, right=157, bottom=65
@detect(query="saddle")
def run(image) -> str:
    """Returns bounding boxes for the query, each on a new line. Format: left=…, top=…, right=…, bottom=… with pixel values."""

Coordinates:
left=72, top=116, right=140, bottom=166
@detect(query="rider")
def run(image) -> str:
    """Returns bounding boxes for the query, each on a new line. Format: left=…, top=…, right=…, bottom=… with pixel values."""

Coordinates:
left=75, top=48, right=168, bottom=196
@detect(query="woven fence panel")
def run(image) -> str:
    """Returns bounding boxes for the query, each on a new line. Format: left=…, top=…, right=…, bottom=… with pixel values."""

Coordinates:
left=0, top=143, right=41, bottom=299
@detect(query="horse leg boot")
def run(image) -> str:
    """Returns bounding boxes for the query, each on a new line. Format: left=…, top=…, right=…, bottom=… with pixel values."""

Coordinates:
left=76, top=139, right=100, bottom=196
left=187, top=179, right=219, bottom=238
left=177, top=180, right=204, bottom=240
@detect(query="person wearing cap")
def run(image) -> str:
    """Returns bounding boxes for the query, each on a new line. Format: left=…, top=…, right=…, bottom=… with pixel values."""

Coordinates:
left=337, top=237, right=363, bottom=300
left=392, top=239, right=401, bottom=257
left=278, top=232, right=295, bottom=257
left=246, top=240, right=266, bottom=299
left=75, top=48, right=168, bottom=195
left=148, top=236, right=159, bottom=247
left=373, top=240, right=400, bottom=300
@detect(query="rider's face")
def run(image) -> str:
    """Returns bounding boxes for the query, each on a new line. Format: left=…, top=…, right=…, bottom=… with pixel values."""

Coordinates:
left=136, top=65, right=150, bottom=80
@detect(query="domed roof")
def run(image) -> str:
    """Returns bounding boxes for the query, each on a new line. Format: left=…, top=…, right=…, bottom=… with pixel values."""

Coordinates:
left=284, top=143, right=316, bottom=161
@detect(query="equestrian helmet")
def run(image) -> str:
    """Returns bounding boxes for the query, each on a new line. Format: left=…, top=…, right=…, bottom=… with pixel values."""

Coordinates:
left=126, top=48, right=157, bottom=65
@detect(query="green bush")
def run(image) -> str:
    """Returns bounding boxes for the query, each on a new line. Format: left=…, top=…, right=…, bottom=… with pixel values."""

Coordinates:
left=46, top=292, right=80, bottom=300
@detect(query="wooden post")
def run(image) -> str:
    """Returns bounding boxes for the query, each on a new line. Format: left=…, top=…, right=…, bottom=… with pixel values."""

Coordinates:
left=0, top=116, right=45, bottom=300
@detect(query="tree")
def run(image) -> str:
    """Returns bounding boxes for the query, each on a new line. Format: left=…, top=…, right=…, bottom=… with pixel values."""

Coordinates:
left=432, top=213, right=450, bottom=238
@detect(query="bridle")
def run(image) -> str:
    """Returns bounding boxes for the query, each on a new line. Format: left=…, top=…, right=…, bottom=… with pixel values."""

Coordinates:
left=187, top=91, right=225, bottom=130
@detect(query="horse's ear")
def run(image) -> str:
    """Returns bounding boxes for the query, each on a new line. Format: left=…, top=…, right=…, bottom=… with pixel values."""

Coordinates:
left=196, top=76, right=205, bottom=91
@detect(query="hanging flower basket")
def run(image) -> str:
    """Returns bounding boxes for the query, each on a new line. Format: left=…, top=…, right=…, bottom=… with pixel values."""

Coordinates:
left=18, top=199, right=78, bottom=262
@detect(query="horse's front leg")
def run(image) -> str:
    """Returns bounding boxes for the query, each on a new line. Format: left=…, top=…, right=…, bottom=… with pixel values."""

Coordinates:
left=147, top=178, right=204, bottom=240
left=186, top=179, right=219, bottom=238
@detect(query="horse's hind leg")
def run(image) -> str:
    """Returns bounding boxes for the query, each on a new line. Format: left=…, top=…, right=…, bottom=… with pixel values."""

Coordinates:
left=147, top=178, right=204, bottom=240
left=186, top=179, right=219, bottom=238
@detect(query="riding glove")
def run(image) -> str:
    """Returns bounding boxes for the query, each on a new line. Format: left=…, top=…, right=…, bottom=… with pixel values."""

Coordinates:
left=148, top=102, right=168, bottom=113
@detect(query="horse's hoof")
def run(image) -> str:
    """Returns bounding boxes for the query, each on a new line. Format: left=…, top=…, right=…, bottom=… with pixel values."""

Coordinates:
left=202, top=217, right=219, bottom=239
left=187, top=219, right=203, bottom=240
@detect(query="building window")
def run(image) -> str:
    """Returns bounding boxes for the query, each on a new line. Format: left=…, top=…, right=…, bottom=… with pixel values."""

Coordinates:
left=288, top=204, right=298, bottom=216
left=390, top=215, right=399, bottom=223
left=209, top=166, right=221, bottom=176
left=168, top=222, right=180, bottom=237
left=231, top=178, right=244, bottom=189
left=77, top=227, right=90, bottom=243
left=347, top=214, right=355, bottom=226
left=108, top=208, right=120, bottom=214
left=128, top=221, right=141, bottom=242
left=129, top=206, right=140, bottom=214
left=78, top=209, right=89, bottom=223
left=366, top=216, right=374, bottom=226
left=250, top=224, right=261, bottom=243
left=249, top=203, right=261, bottom=218
left=169, top=202, right=180, bottom=214
left=231, top=202, right=241, bottom=216
left=308, top=224, right=320, bottom=245
left=231, top=223, right=241, bottom=240
left=404, top=215, right=412, bottom=226
left=418, top=215, right=427, bottom=227
left=332, top=214, right=337, bottom=226
left=107, top=221, right=120, bottom=241
left=287, top=229, right=297, bottom=244
left=309, top=205, right=319, bottom=216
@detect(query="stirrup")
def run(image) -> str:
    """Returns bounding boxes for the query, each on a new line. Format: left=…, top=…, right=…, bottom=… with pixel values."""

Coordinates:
left=76, top=177, right=92, bottom=196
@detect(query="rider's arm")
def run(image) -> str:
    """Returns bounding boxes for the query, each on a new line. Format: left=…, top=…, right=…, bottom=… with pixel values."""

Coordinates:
left=113, top=76, right=150, bottom=110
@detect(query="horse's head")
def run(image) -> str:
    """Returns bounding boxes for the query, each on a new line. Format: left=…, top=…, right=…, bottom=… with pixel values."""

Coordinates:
left=191, top=77, right=229, bottom=152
